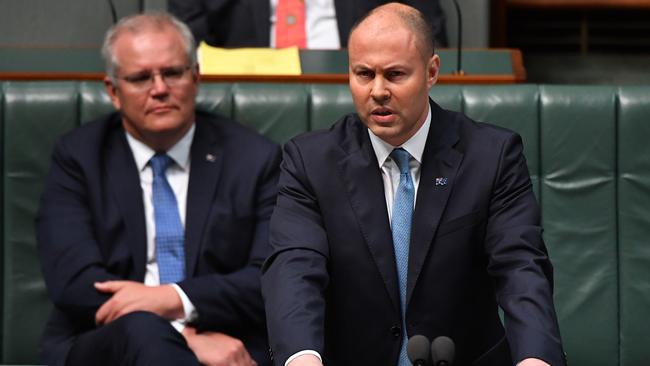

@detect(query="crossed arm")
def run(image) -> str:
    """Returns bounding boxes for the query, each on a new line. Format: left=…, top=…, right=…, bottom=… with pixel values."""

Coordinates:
left=37, top=136, right=280, bottom=366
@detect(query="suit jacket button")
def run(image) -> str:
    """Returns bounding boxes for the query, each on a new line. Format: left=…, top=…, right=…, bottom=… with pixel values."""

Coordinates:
left=390, top=325, right=401, bottom=337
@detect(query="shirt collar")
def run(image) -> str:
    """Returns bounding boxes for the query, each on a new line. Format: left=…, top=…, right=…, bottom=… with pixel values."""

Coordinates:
left=125, top=123, right=196, bottom=172
left=368, top=104, right=432, bottom=167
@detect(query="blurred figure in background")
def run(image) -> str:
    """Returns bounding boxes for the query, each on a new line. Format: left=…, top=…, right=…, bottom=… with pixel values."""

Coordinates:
left=169, top=0, right=447, bottom=49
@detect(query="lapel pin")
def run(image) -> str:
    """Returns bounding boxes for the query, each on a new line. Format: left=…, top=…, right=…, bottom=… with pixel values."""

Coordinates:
left=435, top=177, right=448, bottom=186
left=205, top=153, right=217, bottom=162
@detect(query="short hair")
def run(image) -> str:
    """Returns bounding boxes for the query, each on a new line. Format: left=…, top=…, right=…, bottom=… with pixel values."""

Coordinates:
left=348, top=3, right=434, bottom=60
left=101, top=12, right=197, bottom=84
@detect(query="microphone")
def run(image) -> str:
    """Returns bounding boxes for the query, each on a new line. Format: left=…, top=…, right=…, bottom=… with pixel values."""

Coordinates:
left=431, top=336, right=455, bottom=366
left=407, top=335, right=431, bottom=366
left=451, top=0, right=464, bottom=76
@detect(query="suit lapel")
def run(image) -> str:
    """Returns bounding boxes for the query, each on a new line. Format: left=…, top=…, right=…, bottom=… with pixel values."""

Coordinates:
left=406, top=102, right=463, bottom=305
left=105, top=117, right=148, bottom=281
left=185, top=116, right=223, bottom=276
left=337, top=121, right=401, bottom=313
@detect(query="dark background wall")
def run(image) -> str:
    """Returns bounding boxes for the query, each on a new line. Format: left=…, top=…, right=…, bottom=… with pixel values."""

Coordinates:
left=492, top=1, right=650, bottom=84
left=0, top=0, right=488, bottom=48
left=0, top=0, right=166, bottom=47
left=4, top=0, right=644, bottom=84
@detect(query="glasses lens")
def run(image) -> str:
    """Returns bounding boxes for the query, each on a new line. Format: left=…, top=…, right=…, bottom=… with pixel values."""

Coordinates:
left=161, top=66, right=188, bottom=85
left=123, top=71, right=153, bottom=89
left=120, top=66, right=190, bottom=90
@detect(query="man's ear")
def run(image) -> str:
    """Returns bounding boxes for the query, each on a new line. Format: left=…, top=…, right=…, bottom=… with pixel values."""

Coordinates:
left=427, top=54, right=441, bottom=88
left=192, top=63, right=200, bottom=83
left=103, top=76, right=122, bottom=110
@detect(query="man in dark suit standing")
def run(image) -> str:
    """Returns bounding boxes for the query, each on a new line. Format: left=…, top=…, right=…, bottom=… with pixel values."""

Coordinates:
left=36, top=12, right=279, bottom=366
left=262, top=3, right=565, bottom=366
left=168, top=0, right=448, bottom=49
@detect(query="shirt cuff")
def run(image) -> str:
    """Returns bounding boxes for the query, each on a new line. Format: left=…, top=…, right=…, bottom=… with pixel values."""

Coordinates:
left=170, top=283, right=197, bottom=323
left=285, top=350, right=323, bottom=366
left=170, top=319, right=185, bottom=333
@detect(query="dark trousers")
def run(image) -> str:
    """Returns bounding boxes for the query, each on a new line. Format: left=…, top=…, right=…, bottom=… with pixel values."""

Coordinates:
left=65, top=311, right=200, bottom=366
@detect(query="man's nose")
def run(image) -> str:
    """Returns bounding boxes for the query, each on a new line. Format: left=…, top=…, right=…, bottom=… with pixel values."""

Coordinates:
left=150, top=74, right=170, bottom=95
left=370, top=77, right=390, bottom=101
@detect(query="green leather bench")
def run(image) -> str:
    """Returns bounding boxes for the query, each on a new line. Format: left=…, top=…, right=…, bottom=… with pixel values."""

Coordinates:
left=1, top=81, right=649, bottom=366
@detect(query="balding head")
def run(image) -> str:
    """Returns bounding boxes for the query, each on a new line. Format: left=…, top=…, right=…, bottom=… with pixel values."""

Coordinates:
left=349, top=2, right=434, bottom=63
left=347, top=2, right=440, bottom=147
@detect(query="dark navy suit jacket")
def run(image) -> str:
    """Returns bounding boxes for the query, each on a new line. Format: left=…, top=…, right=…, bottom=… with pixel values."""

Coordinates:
left=169, top=0, right=448, bottom=48
left=262, top=101, right=565, bottom=366
left=37, top=110, right=280, bottom=366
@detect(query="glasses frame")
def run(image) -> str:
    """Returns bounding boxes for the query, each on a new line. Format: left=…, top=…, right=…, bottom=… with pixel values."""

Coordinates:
left=116, top=65, right=194, bottom=91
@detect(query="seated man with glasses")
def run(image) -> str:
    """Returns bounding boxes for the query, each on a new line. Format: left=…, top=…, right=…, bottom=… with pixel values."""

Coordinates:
left=36, top=12, right=279, bottom=366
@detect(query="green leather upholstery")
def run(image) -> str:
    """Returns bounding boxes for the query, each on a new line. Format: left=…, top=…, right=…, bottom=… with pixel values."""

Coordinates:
left=2, top=82, right=79, bottom=364
left=79, top=82, right=115, bottom=124
left=233, top=84, right=309, bottom=144
left=309, top=84, right=355, bottom=131
left=195, top=82, right=232, bottom=117
left=0, top=81, right=648, bottom=365
left=618, top=86, right=650, bottom=366
left=540, top=86, right=619, bottom=366
left=428, top=85, right=463, bottom=112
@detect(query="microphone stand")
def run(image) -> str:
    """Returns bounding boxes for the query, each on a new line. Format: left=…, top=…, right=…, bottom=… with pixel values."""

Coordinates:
left=107, top=0, right=118, bottom=24
left=451, top=0, right=464, bottom=75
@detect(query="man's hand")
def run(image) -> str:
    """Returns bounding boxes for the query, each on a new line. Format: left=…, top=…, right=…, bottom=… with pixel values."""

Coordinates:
left=518, top=358, right=551, bottom=366
left=94, top=281, right=184, bottom=325
left=182, top=326, right=257, bottom=366
left=287, top=354, right=322, bottom=366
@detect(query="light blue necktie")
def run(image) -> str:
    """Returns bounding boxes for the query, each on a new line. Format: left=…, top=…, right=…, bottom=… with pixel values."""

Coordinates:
left=150, top=153, right=186, bottom=284
left=390, top=148, right=414, bottom=366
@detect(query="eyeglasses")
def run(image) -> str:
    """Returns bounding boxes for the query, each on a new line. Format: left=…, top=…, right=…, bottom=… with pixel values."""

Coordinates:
left=117, top=65, right=193, bottom=91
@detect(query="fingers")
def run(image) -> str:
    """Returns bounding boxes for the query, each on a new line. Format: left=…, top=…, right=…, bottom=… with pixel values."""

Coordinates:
left=95, top=301, right=110, bottom=325
left=94, top=281, right=121, bottom=324
left=182, top=325, right=197, bottom=338
left=94, top=282, right=135, bottom=325
left=95, top=297, right=125, bottom=325
left=229, top=337, right=255, bottom=366
left=232, top=339, right=251, bottom=366
left=94, top=280, right=126, bottom=293
left=186, top=332, right=256, bottom=366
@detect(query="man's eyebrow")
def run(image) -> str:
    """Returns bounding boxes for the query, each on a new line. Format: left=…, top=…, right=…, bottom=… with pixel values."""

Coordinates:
left=350, top=64, right=370, bottom=71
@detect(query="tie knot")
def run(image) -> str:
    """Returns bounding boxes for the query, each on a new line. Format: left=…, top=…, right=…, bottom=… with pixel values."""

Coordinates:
left=390, top=148, right=411, bottom=175
left=150, top=153, right=173, bottom=176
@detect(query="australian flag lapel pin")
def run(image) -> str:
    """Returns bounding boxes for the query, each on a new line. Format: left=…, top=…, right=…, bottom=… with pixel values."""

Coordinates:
left=205, top=153, right=217, bottom=162
left=435, top=177, right=448, bottom=186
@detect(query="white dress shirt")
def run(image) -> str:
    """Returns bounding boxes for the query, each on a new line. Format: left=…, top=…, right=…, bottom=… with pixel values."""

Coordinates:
left=369, top=106, right=432, bottom=222
left=125, top=124, right=197, bottom=332
left=284, top=106, right=432, bottom=366
left=269, top=0, right=341, bottom=49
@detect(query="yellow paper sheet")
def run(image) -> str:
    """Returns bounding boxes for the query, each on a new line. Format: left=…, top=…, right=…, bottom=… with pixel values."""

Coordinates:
left=198, top=43, right=302, bottom=75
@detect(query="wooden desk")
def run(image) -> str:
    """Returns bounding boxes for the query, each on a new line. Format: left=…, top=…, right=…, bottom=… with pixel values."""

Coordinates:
left=0, top=48, right=525, bottom=84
